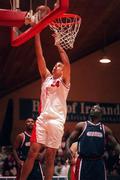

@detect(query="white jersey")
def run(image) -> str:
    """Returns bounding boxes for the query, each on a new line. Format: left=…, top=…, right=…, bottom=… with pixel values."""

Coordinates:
left=38, top=76, right=70, bottom=124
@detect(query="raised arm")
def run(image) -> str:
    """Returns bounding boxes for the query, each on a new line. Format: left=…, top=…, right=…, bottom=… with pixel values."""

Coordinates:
left=54, top=35, right=70, bottom=85
left=35, top=34, right=51, bottom=81
left=105, top=126, right=120, bottom=154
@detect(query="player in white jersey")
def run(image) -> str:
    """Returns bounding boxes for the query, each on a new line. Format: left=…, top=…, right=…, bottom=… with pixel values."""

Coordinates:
left=39, top=75, right=70, bottom=123
left=20, top=33, right=70, bottom=180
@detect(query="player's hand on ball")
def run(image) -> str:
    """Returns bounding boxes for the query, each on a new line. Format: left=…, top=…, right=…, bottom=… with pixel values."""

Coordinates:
left=25, top=12, right=35, bottom=25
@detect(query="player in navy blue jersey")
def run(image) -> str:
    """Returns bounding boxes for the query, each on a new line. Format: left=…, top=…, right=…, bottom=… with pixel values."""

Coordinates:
left=13, top=118, right=44, bottom=180
left=66, top=105, right=120, bottom=180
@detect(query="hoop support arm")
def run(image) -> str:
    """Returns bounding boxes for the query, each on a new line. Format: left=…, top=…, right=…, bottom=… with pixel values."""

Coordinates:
left=0, top=9, right=27, bottom=27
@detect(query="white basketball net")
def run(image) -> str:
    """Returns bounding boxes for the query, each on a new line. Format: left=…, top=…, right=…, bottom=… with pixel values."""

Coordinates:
left=49, top=14, right=81, bottom=50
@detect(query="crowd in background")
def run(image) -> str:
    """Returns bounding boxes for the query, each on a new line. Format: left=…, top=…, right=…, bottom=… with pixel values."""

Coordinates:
left=0, top=132, right=120, bottom=177
left=0, top=146, right=17, bottom=176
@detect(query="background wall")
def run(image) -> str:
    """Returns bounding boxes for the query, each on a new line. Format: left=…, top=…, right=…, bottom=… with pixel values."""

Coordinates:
left=0, top=41, right=120, bottom=144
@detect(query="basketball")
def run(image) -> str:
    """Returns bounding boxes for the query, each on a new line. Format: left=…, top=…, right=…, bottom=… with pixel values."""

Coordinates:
left=36, top=5, right=51, bottom=19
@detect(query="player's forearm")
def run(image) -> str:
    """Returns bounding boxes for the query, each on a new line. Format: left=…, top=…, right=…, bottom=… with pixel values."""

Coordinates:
left=35, top=34, right=48, bottom=77
left=35, top=34, right=44, bottom=59
left=13, top=149, right=21, bottom=163
left=57, top=45, right=70, bottom=65
left=66, top=136, right=75, bottom=151
left=114, top=143, right=120, bottom=154
left=65, top=140, right=71, bottom=150
left=108, top=135, right=120, bottom=154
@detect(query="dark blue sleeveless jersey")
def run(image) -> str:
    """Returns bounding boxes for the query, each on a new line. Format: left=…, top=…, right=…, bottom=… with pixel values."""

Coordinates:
left=17, top=131, right=44, bottom=180
left=77, top=121, right=105, bottom=158
left=18, top=131, right=31, bottom=161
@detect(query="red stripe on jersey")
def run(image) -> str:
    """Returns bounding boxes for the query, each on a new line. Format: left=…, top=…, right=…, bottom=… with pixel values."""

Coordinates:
left=70, top=165, right=76, bottom=180
left=75, top=157, right=80, bottom=180
left=30, top=123, right=37, bottom=143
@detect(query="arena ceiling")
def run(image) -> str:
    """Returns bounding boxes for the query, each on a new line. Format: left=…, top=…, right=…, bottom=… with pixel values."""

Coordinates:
left=0, top=0, right=120, bottom=98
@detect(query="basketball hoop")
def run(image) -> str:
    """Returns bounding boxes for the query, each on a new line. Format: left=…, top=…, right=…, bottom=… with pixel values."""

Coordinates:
left=49, top=13, right=81, bottom=50
left=11, top=0, right=69, bottom=46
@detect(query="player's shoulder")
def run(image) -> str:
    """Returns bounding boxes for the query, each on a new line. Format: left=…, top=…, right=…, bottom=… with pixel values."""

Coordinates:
left=104, top=125, right=112, bottom=135
left=42, top=72, right=52, bottom=82
left=17, top=132, right=24, bottom=140
left=76, top=121, right=86, bottom=130
left=14, top=132, right=24, bottom=145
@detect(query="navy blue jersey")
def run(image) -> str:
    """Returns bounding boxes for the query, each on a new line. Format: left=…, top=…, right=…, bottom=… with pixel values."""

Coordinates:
left=18, top=131, right=31, bottom=161
left=16, top=131, right=44, bottom=180
left=78, top=121, right=105, bottom=158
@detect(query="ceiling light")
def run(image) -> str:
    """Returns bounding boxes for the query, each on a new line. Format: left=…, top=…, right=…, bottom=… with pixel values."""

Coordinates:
left=99, top=56, right=111, bottom=63
left=99, top=25, right=112, bottom=64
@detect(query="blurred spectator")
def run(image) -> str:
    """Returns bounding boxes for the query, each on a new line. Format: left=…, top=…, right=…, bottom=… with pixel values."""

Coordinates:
left=110, top=154, right=120, bottom=176
left=60, top=159, right=70, bottom=176
left=116, top=157, right=120, bottom=175
left=55, top=147, right=65, bottom=165
left=2, top=151, right=17, bottom=176
left=0, top=146, right=8, bottom=176
left=54, top=160, right=63, bottom=176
